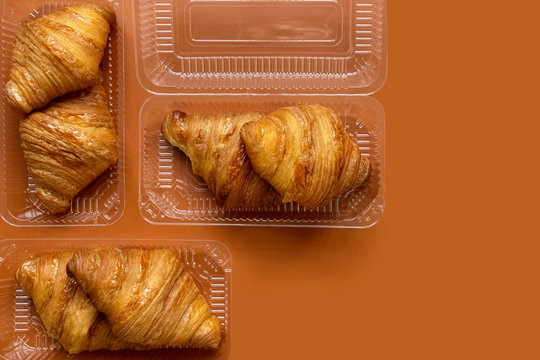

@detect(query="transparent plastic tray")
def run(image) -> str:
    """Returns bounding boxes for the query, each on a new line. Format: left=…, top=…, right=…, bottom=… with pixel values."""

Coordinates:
left=139, top=94, right=384, bottom=227
left=133, top=0, right=387, bottom=94
left=0, top=0, right=125, bottom=226
left=0, top=238, right=232, bottom=360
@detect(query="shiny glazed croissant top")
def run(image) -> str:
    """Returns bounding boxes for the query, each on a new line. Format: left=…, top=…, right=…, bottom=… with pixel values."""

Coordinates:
left=4, top=3, right=115, bottom=113
left=19, top=79, right=118, bottom=214
left=162, top=110, right=282, bottom=208
left=15, top=252, right=139, bottom=354
left=67, top=248, right=222, bottom=349
left=241, top=104, right=371, bottom=209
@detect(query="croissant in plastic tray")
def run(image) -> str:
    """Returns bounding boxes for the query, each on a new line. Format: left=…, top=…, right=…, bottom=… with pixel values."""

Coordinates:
left=2, top=3, right=120, bottom=215
left=19, top=77, right=118, bottom=214
left=241, top=104, right=371, bottom=209
left=162, top=104, right=371, bottom=210
left=15, top=247, right=222, bottom=354
left=4, top=3, right=115, bottom=113
left=161, top=110, right=283, bottom=208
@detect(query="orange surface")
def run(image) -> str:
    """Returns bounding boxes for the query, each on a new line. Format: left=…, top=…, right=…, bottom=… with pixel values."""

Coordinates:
left=1, top=1, right=539, bottom=359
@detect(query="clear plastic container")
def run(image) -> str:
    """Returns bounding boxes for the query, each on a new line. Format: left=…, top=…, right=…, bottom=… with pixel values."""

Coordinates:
left=134, top=0, right=387, bottom=228
left=133, top=0, right=387, bottom=94
left=0, top=0, right=125, bottom=226
left=0, top=238, right=232, bottom=360
left=139, top=94, right=384, bottom=227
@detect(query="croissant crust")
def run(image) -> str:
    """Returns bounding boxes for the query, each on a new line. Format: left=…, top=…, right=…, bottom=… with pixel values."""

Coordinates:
left=67, top=248, right=222, bottom=349
left=162, top=110, right=282, bottom=208
left=240, top=104, right=371, bottom=209
left=19, top=80, right=118, bottom=214
left=15, top=252, right=140, bottom=354
left=4, top=3, right=115, bottom=113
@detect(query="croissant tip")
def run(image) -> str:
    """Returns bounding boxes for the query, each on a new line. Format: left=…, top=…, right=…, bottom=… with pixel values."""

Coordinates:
left=15, top=258, right=37, bottom=293
left=172, top=110, right=187, bottom=119
left=35, top=188, right=70, bottom=214
left=239, top=121, right=253, bottom=141
left=14, top=261, right=25, bottom=284
left=162, top=110, right=186, bottom=128
left=359, top=156, right=372, bottom=185
left=82, top=2, right=116, bottom=24
left=4, top=83, right=30, bottom=114
left=66, top=259, right=75, bottom=278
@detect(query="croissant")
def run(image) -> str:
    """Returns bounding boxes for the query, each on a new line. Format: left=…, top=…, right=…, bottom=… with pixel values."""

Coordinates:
left=67, top=248, right=222, bottom=349
left=240, top=104, right=371, bottom=209
left=162, top=110, right=282, bottom=208
left=4, top=3, right=115, bottom=113
left=15, top=252, right=140, bottom=354
left=19, top=79, right=118, bottom=214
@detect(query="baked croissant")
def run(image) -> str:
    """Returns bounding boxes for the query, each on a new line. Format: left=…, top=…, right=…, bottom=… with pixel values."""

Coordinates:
left=4, top=3, right=115, bottom=113
left=19, top=79, right=118, bottom=214
left=240, top=104, right=371, bottom=209
left=15, top=252, right=139, bottom=354
left=162, top=110, right=282, bottom=208
left=67, top=248, right=222, bottom=349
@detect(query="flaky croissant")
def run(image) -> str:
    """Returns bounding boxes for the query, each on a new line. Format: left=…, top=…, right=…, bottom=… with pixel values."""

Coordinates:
left=162, top=110, right=282, bottom=208
left=4, top=3, right=115, bottom=113
left=67, top=248, right=222, bottom=349
left=15, top=252, right=139, bottom=354
left=241, top=104, right=371, bottom=209
left=19, top=79, right=118, bottom=214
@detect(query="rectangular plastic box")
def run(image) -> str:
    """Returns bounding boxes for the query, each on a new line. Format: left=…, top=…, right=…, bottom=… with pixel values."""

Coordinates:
left=0, top=0, right=125, bottom=226
left=135, top=0, right=387, bottom=228
left=133, top=0, right=387, bottom=94
left=0, top=238, right=232, bottom=360
left=140, top=94, right=384, bottom=227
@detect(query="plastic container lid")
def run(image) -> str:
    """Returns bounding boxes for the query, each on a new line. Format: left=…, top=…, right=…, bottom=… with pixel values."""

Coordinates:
left=133, top=0, right=387, bottom=94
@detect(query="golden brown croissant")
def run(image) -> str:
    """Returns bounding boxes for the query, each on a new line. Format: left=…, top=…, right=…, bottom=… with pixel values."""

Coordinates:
left=4, top=3, right=115, bottom=113
left=67, top=248, right=222, bottom=349
left=15, top=252, right=140, bottom=354
left=162, top=110, right=282, bottom=208
left=19, top=79, right=118, bottom=214
left=240, top=104, right=371, bottom=209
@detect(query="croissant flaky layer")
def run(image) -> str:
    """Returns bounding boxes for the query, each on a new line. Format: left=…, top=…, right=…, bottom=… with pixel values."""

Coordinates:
left=15, top=252, right=140, bottom=354
left=19, top=80, right=118, bottom=214
left=67, top=248, right=222, bottom=349
left=162, top=110, right=282, bottom=208
left=4, top=3, right=115, bottom=113
left=241, top=104, right=371, bottom=209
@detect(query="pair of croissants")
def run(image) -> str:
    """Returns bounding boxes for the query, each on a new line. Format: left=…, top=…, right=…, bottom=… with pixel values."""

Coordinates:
left=4, top=3, right=118, bottom=214
left=16, top=247, right=222, bottom=354
left=162, top=104, right=372, bottom=209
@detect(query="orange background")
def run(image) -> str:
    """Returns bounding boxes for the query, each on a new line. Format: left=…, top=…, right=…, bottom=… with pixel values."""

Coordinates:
left=1, top=1, right=539, bottom=359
